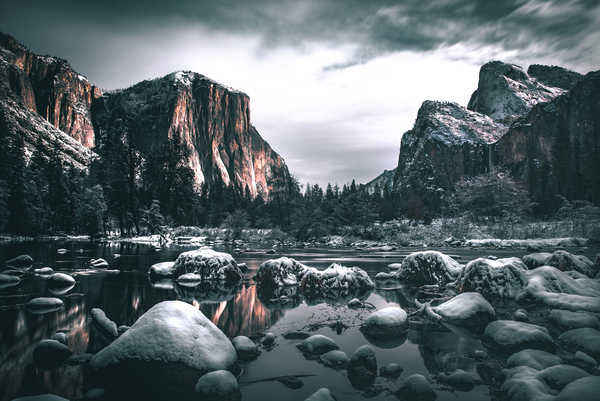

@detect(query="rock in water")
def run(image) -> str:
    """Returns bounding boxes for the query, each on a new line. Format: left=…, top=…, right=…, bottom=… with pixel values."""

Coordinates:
left=90, top=258, right=109, bottom=268
left=297, top=335, right=339, bottom=355
left=432, top=292, right=495, bottom=333
left=545, top=250, right=596, bottom=277
left=380, top=363, right=404, bottom=378
left=304, top=388, right=337, bottom=401
left=90, top=300, right=237, bottom=400
left=232, top=336, right=260, bottom=360
left=554, top=376, right=600, bottom=401
left=483, top=320, right=555, bottom=354
left=438, top=369, right=479, bottom=391
left=0, top=273, right=21, bottom=289
left=558, top=328, right=600, bottom=359
left=48, top=272, right=76, bottom=286
left=11, top=395, right=70, bottom=401
left=537, top=364, right=589, bottom=390
left=549, top=309, right=600, bottom=330
left=195, top=370, right=240, bottom=401
left=148, top=261, right=176, bottom=278
left=348, top=345, right=377, bottom=376
left=395, top=251, right=463, bottom=285
left=396, top=374, right=437, bottom=401
left=172, top=248, right=242, bottom=282
left=26, top=297, right=64, bottom=314
left=361, top=307, right=408, bottom=338
left=506, top=349, right=562, bottom=370
left=522, top=253, right=552, bottom=269
left=5, top=254, right=33, bottom=268
left=255, top=257, right=313, bottom=291
left=51, top=332, right=68, bottom=345
left=262, top=332, right=275, bottom=346
left=34, top=267, right=54, bottom=275
left=90, top=308, right=118, bottom=338
left=458, top=257, right=528, bottom=299
left=320, top=350, right=350, bottom=369
left=300, top=263, right=374, bottom=299
left=33, top=339, right=72, bottom=370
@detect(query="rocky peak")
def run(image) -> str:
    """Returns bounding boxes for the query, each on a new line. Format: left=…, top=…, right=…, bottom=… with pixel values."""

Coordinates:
left=527, top=64, right=583, bottom=90
left=0, top=32, right=101, bottom=148
left=467, top=61, right=565, bottom=124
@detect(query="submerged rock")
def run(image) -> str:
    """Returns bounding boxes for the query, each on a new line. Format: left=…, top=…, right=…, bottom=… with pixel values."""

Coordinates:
left=148, top=261, right=176, bottom=278
left=361, top=307, right=408, bottom=338
left=300, top=263, right=374, bottom=298
left=232, top=336, right=260, bottom=360
left=348, top=345, right=378, bottom=388
left=33, top=339, right=72, bottom=370
left=194, top=370, right=240, bottom=401
left=545, top=250, right=595, bottom=277
left=483, top=320, right=555, bottom=354
left=296, top=335, right=339, bottom=355
left=395, top=251, right=463, bottom=285
left=90, top=300, right=236, bottom=399
left=305, top=388, right=337, bottom=401
left=396, top=374, right=437, bottom=401
left=432, top=292, right=495, bottom=333
left=458, top=257, right=528, bottom=299
left=172, top=248, right=241, bottom=282
left=320, top=350, right=350, bottom=369
left=26, top=297, right=64, bottom=314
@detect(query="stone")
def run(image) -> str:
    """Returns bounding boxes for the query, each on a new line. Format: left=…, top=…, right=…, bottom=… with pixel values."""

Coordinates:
left=458, top=257, right=528, bottom=299
left=194, top=370, right=240, bottom=401
left=380, top=363, right=404, bottom=378
left=91, top=308, right=118, bottom=338
left=506, top=349, right=562, bottom=370
left=348, top=345, right=378, bottom=388
left=360, top=307, right=408, bottom=338
left=395, top=251, right=463, bottom=286
left=172, top=248, right=241, bottom=282
left=545, top=250, right=595, bottom=277
left=296, top=335, right=339, bottom=355
left=48, top=272, right=76, bottom=286
left=262, top=332, right=275, bottom=346
left=0, top=273, right=21, bottom=289
left=304, top=388, right=336, bottom=401
left=555, top=376, right=600, bottom=401
left=574, top=351, right=597, bottom=369
left=33, top=267, right=54, bottom=275
left=347, top=298, right=363, bottom=308
left=26, top=297, right=64, bottom=314
left=513, top=309, right=529, bottom=322
left=148, top=261, right=176, bottom=278
left=558, top=328, right=600, bottom=359
left=5, top=254, right=33, bottom=268
left=90, top=258, right=109, bottom=268
left=432, top=292, right=495, bottom=333
left=522, top=253, right=552, bottom=269
left=33, top=339, right=72, bottom=370
left=396, top=374, right=437, bottom=401
left=232, top=336, right=260, bottom=360
left=51, top=332, right=68, bottom=345
left=319, top=350, right=349, bottom=369
left=536, top=364, right=589, bottom=390
left=548, top=309, right=600, bottom=331
left=300, top=263, right=375, bottom=299
left=438, top=369, right=479, bottom=391
left=483, top=320, right=555, bottom=354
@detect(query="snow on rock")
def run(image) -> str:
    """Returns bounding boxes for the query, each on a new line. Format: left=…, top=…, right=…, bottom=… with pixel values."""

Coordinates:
left=554, top=376, right=600, bottom=401
left=320, top=350, right=350, bottom=369
left=194, top=370, right=240, bottom=401
left=545, top=250, right=596, bottom=277
left=90, top=300, right=236, bottom=398
left=548, top=309, right=600, bottom=331
left=304, top=388, right=337, bottom=401
left=297, top=335, right=339, bottom=355
left=33, top=339, right=72, bottom=370
left=396, top=374, right=437, bottom=401
left=255, top=257, right=314, bottom=291
left=522, top=253, right=552, bottom=269
left=506, top=349, right=562, bottom=371
left=464, top=238, right=587, bottom=248
left=360, top=307, right=408, bottom=338
left=432, top=292, right=495, bottom=333
left=176, top=273, right=202, bottom=287
left=558, top=328, right=600, bottom=359
left=148, top=261, right=176, bottom=278
left=395, top=251, right=463, bottom=285
left=26, top=297, right=64, bottom=314
left=300, top=263, right=374, bottom=298
left=458, top=257, right=528, bottom=299
left=483, top=320, right=555, bottom=354
left=232, top=336, right=260, bottom=360
left=172, top=248, right=242, bottom=282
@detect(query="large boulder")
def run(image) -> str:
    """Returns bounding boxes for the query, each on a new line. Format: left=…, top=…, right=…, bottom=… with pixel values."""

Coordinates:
left=536, top=364, right=589, bottom=391
left=558, top=328, right=600, bottom=359
left=348, top=345, right=377, bottom=388
left=458, top=257, right=528, bottom=299
left=483, top=320, right=555, bottom=354
left=360, top=307, right=408, bottom=338
left=148, top=261, right=175, bottom=278
left=296, top=335, right=339, bottom=355
left=300, top=263, right=374, bottom=299
left=171, top=248, right=242, bottom=282
left=255, top=257, right=314, bottom=292
left=506, top=349, right=562, bottom=370
left=194, top=370, right=240, bottom=401
left=555, top=376, right=600, bottom=401
left=522, top=253, right=552, bottom=269
left=395, top=251, right=463, bottom=286
left=545, top=250, right=596, bottom=277
left=548, top=309, right=600, bottom=331
left=90, top=300, right=237, bottom=400
left=396, top=374, right=437, bottom=401
left=33, top=339, right=72, bottom=370
left=432, top=292, right=495, bottom=333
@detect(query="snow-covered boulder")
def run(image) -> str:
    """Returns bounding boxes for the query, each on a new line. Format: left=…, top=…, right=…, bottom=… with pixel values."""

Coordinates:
left=255, top=257, right=314, bottom=292
left=194, top=370, right=240, bottom=401
left=296, top=334, right=339, bottom=355
left=545, top=250, right=596, bottom=277
left=360, top=307, right=408, bottom=338
left=554, top=376, right=600, bottom=401
left=458, top=257, right=528, bottom=299
left=305, top=388, right=336, bottom=401
left=522, top=253, right=552, bottom=269
left=548, top=309, right=600, bottom=331
left=395, top=251, right=463, bottom=285
left=396, top=374, right=436, bottom=401
left=33, top=339, right=72, bottom=370
left=320, top=350, right=350, bottom=369
left=172, top=248, right=242, bottom=282
left=432, top=292, right=495, bottom=333
left=232, top=336, right=260, bottom=360
left=176, top=273, right=202, bottom=287
left=90, top=301, right=236, bottom=399
left=26, top=297, right=64, bottom=314
left=148, top=261, right=176, bottom=278
left=300, top=263, right=374, bottom=299
left=558, top=328, right=600, bottom=359
left=483, top=320, right=555, bottom=354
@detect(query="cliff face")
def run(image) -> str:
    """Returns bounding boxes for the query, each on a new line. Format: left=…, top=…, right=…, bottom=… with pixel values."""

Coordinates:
left=495, top=71, right=600, bottom=206
left=92, top=71, right=288, bottom=198
left=0, top=33, right=100, bottom=148
left=364, top=168, right=396, bottom=194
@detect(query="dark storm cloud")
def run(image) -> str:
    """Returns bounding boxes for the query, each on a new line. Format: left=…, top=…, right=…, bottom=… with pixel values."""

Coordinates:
left=1, top=0, right=598, bottom=70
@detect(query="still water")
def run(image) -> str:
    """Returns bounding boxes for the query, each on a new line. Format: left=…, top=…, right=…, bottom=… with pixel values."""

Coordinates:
left=1, top=240, right=595, bottom=401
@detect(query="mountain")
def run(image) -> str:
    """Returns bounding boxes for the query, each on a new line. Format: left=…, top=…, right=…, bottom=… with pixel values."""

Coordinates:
left=393, top=60, right=592, bottom=214
left=0, top=32, right=288, bottom=199
left=92, top=71, right=288, bottom=199
left=363, top=168, right=395, bottom=194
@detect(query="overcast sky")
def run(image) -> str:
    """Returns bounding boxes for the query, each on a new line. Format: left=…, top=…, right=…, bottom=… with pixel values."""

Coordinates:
left=1, top=1, right=599, bottom=187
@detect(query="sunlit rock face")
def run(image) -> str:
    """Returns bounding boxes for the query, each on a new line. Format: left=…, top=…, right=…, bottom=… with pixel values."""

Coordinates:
left=0, top=32, right=101, bottom=148
left=92, top=71, right=289, bottom=198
